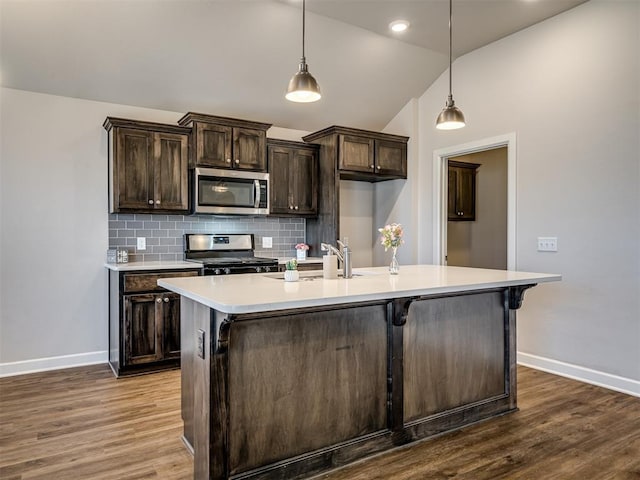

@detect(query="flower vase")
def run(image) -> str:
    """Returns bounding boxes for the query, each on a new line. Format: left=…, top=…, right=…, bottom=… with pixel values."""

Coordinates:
left=296, top=249, right=307, bottom=261
left=389, top=247, right=399, bottom=275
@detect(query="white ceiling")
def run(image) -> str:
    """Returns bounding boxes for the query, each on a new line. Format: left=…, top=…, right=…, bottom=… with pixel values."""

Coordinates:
left=0, top=0, right=587, bottom=132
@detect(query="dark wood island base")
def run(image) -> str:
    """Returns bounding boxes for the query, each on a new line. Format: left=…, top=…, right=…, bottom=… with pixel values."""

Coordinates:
left=180, top=285, right=535, bottom=480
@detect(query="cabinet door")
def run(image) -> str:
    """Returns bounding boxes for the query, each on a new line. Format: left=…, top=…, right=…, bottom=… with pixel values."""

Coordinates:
left=457, top=167, right=476, bottom=220
left=339, top=135, right=374, bottom=173
left=268, top=146, right=293, bottom=214
left=196, top=123, right=232, bottom=168
left=114, top=128, right=154, bottom=210
left=291, top=148, right=317, bottom=215
left=161, top=292, right=181, bottom=360
left=155, top=132, right=189, bottom=211
left=234, top=127, right=267, bottom=171
left=375, top=139, right=407, bottom=177
left=124, top=294, right=162, bottom=365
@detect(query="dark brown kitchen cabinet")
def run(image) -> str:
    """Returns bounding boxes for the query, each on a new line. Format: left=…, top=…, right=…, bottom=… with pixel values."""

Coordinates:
left=178, top=112, right=271, bottom=171
left=338, top=133, right=406, bottom=180
left=448, top=161, right=480, bottom=221
left=268, top=139, right=318, bottom=216
left=302, top=126, right=409, bottom=254
left=108, top=268, right=200, bottom=376
left=104, top=117, right=190, bottom=214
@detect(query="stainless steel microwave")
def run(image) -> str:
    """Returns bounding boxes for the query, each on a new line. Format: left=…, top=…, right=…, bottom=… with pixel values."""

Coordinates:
left=193, top=167, right=269, bottom=215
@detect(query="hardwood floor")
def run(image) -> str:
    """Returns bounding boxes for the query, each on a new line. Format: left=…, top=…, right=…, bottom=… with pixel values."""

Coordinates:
left=0, top=365, right=638, bottom=479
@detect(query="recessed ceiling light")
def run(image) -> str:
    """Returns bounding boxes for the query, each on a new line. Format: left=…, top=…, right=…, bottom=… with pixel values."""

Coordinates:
left=389, top=20, right=410, bottom=33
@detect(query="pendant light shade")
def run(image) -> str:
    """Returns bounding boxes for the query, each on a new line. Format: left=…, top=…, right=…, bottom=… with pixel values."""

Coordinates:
left=286, top=0, right=321, bottom=103
left=436, top=0, right=465, bottom=130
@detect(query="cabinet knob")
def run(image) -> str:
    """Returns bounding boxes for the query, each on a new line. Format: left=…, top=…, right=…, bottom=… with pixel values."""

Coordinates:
left=370, top=165, right=375, bottom=169
left=148, top=200, right=154, bottom=205
left=376, top=166, right=381, bottom=170
left=235, top=159, right=240, bottom=164
left=155, top=200, right=161, bottom=205
left=294, top=206, right=299, bottom=210
left=163, top=297, right=169, bottom=303
left=289, top=205, right=294, bottom=210
left=226, top=158, right=231, bottom=163
left=156, top=298, right=162, bottom=303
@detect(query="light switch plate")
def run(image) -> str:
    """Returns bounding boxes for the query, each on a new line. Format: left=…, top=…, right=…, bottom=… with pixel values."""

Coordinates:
left=136, top=237, right=146, bottom=251
left=262, top=237, right=273, bottom=248
left=537, top=237, right=558, bottom=252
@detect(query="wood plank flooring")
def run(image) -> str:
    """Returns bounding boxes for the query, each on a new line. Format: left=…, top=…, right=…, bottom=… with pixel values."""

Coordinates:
left=1, top=365, right=638, bottom=479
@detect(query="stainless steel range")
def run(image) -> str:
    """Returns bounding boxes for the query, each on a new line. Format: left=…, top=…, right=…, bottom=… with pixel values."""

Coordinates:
left=184, top=233, right=279, bottom=275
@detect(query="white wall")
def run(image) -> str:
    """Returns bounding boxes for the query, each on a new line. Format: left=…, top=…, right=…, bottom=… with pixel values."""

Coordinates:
left=0, top=88, right=309, bottom=376
left=403, top=0, right=638, bottom=391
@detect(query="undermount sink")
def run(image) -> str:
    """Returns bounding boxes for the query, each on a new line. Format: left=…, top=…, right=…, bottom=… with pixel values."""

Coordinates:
left=264, top=271, right=370, bottom=281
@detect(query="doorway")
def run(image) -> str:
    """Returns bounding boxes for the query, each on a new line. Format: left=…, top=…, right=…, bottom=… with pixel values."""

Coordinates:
left=447, top=148, right=507, bottom=269
left=432, top=133, right=517, bottom=270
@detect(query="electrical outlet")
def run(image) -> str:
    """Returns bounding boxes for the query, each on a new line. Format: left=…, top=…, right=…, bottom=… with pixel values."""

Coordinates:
left=537, top=237, right=558, bottom=252
left=262, top=237, right=273, bottom=248
left=137, top=237, right=146, bottom=251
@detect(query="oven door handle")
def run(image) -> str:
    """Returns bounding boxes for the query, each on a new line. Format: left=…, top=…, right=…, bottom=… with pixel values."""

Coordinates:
left=254, top=180, right=261, bottom=209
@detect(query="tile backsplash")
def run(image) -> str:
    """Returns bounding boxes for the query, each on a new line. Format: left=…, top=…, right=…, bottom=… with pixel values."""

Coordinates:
left=108, top=214, right=305, bottom=262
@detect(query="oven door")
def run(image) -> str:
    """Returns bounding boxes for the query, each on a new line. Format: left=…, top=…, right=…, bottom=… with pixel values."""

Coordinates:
left=194, top=168, right=269, bottom=215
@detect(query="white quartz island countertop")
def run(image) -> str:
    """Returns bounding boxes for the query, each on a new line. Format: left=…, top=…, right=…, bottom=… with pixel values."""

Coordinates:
left=158, top=264, right=561, bottom=314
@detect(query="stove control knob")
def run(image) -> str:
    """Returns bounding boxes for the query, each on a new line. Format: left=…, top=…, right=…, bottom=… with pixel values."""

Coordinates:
left=254, top=266, right=261, bottom=273
left=214, top=268, right=221, bottom=275
left=264, top=266, right=271, bottom=272
left=224, top=268, right=231, bottom=275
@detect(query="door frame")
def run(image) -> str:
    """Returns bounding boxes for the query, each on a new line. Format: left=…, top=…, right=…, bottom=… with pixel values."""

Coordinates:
left=432, top=133, right=517, bottom=270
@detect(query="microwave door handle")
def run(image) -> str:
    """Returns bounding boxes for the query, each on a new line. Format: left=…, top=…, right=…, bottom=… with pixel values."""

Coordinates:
left=254, top=180, right=260, bottom=208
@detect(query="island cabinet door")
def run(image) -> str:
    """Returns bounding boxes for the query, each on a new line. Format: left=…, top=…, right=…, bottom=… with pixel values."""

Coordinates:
left=123, top=294, right=163, bottom=365
left=161, top=292, right=181, bottom=360
left=402, top=290, right=507, bottom=423
left=226, top=303, right=389, bottom=476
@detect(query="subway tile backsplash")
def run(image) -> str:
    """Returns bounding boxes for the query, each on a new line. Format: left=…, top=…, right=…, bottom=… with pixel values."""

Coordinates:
left=108, top=214, right=306, bottom=262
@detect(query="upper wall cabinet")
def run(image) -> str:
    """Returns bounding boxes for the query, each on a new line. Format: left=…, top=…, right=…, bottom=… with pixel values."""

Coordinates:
left=178, top=113, right=271, bottom=172
left=104, top=118, right=190, bottom=214
left=448, top=161, right=480, bottom=221
left=304, top=126, right=408, bottom=182
left=268, top=139, right=318, bottom=217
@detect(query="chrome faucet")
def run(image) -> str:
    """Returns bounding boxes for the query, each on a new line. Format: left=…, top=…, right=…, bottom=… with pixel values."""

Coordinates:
left=321, top=239, right=352, bottom=279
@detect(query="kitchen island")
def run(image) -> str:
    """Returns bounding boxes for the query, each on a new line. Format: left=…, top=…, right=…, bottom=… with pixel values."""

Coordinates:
left=159, top=265, right=560, bottom=480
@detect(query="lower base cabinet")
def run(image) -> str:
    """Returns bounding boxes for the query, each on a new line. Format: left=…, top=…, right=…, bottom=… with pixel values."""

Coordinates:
left=109, top=268, right=199, bottom=376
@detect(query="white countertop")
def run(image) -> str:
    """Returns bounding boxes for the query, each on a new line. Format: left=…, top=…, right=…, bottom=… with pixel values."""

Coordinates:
left=158, top=264, right=561, bottom=314
left=105, top=261, right=202, bottom=272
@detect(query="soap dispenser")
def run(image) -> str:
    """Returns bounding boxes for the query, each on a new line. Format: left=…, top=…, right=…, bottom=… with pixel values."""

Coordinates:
left=323, top=248, right=338, bottom=279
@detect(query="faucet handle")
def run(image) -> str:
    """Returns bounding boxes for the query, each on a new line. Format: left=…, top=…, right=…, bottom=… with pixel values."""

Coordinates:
left=337, top=238, right=349, bottom=250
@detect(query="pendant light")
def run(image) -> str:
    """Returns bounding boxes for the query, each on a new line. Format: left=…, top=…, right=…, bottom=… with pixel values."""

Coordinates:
left=436, top=0, right=465, bottom=130
left=286, top=0, right=321, bottom=103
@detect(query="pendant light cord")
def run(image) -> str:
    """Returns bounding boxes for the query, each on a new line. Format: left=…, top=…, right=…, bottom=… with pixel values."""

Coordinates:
left=448, top=0, right=452, bottom=99
left=302, top=0, right=306, bottom=61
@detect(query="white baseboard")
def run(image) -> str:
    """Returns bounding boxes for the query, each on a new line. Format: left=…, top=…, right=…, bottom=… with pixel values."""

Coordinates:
left=0, top=351, right=108, bottom=378
left=517, top=352, right=640, bottom=398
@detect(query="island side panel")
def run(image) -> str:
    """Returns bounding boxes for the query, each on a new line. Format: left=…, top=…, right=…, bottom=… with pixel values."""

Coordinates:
left=226, top=303, right=389, bottom=475
left=403, top=290, right=507, bottom=423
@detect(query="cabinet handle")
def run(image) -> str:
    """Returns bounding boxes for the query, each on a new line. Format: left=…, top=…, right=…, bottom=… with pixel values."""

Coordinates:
left=235, top=159, right=240, bottom=164
left=155, top=200, right=161, bottom=205
left=376, top=166, right=381, bottom=170
left=156, top=298, right=162, bottom=303
left=289, top=205, right=294, bottom=210
left=294, top=206, right=299, bottom=210
left=226, top=158, right=231, bottom=163
left=370, top=164, right=374, bottom=169
left=164, top=297, right=169, bottom=303
left=148, top=200, right=154, bottom=205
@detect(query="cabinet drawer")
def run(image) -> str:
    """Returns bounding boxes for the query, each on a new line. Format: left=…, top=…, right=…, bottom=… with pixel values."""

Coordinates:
left=124, top=271, right=198, bottom=293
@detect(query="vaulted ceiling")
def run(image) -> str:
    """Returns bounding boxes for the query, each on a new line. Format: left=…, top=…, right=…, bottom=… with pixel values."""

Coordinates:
left=0, top=0, right=587, bottom=131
